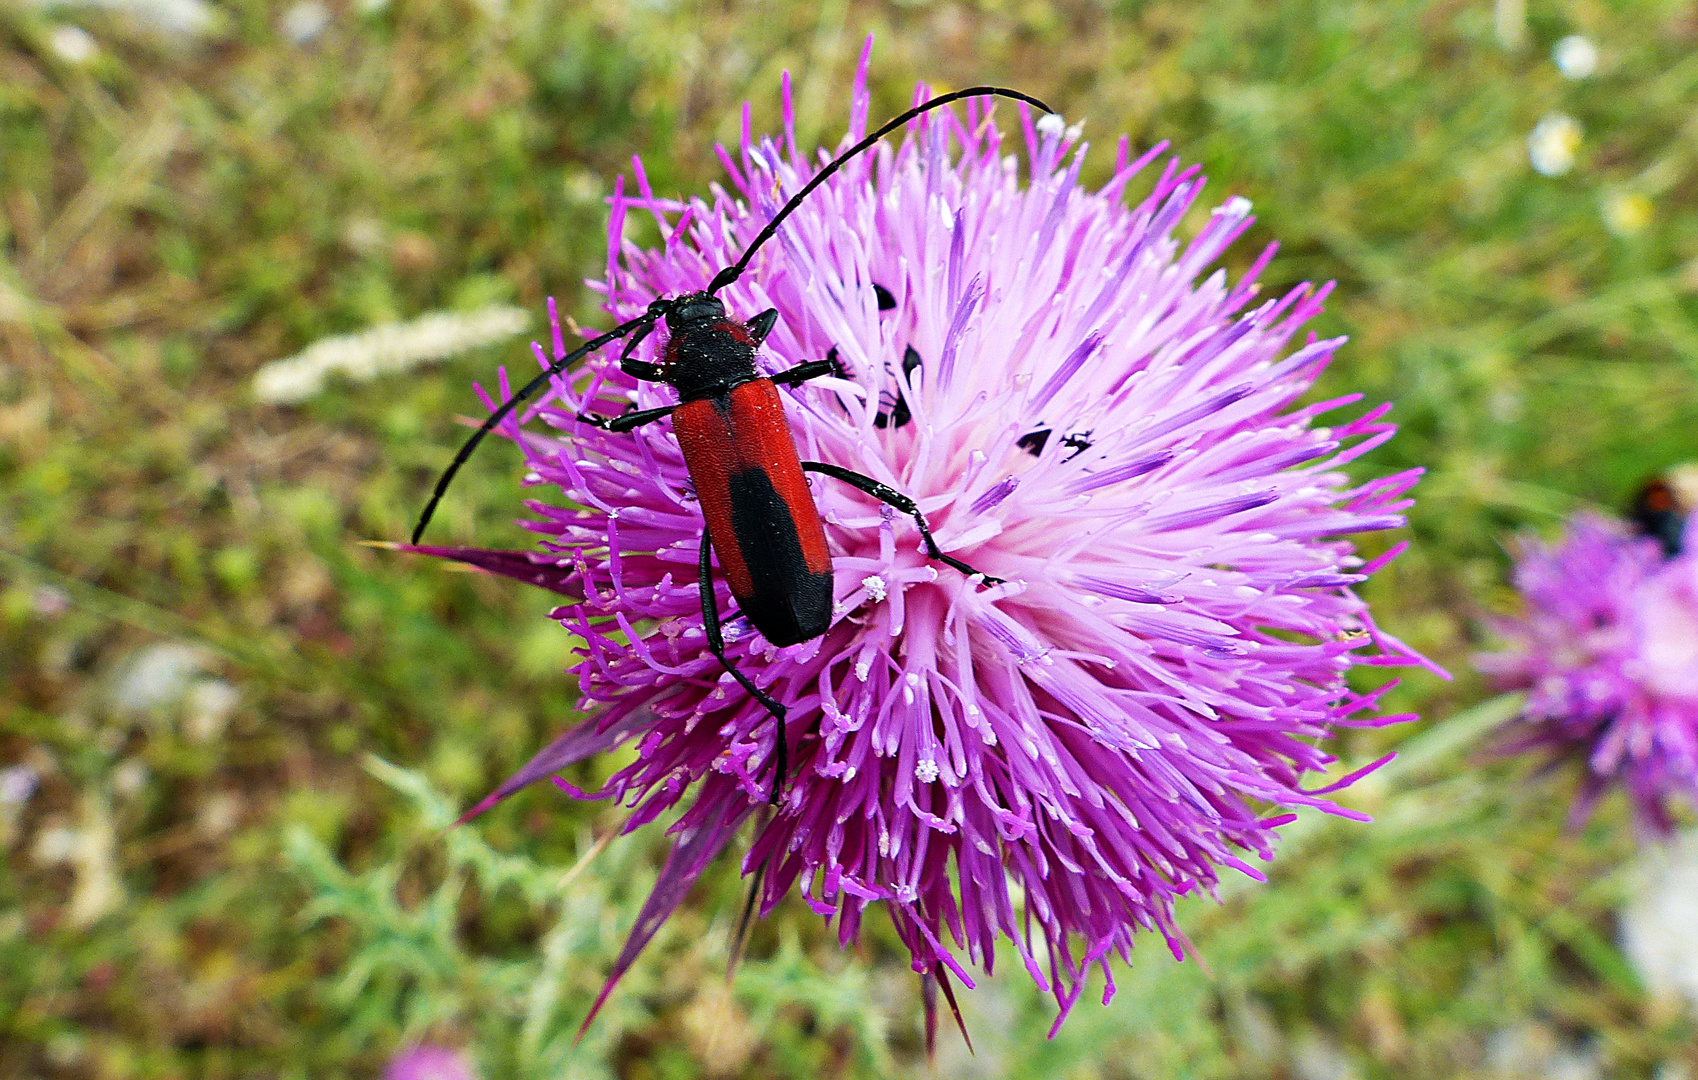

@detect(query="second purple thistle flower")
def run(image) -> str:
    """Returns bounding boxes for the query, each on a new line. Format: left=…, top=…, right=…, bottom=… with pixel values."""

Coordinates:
left=1478, top=478, right=1698, bottom=835
left=415, top=64, right=1436, bottom=1028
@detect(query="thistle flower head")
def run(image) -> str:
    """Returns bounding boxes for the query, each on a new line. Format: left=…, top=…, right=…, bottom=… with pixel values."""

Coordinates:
left=416, top=51, right=1431, bottom=1027
left=1479, top=510, right=1698, bottom=833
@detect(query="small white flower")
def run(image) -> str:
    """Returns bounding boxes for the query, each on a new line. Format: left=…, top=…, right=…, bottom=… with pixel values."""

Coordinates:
left=47, top=25, right=98, bottom=64
left=281, top=0, right=329, bottom=44
left=1528, top=113, right=1582, bottom=177
left=34, top=825, right=81, bottom=864
left=111, top=759, right=149, bottom=797
left=1553, top=35, right=1599, bottom=80
left=112, top=642, right=209, bottom=713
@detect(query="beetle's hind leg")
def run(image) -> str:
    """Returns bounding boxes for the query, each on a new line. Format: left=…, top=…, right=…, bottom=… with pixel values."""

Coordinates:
left=801, top=461, right=1004, bottom=586
left=698, top=531, right=790, bottom=804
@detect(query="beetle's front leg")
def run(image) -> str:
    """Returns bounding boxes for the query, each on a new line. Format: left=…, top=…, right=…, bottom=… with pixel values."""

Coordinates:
left=577, top=404, right=674, bottom=432
left=616, top=318, right=663, bottom=381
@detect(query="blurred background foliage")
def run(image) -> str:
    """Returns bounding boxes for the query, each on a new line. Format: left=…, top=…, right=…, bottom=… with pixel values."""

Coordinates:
left=3, top=0, right=1697, bottom=1076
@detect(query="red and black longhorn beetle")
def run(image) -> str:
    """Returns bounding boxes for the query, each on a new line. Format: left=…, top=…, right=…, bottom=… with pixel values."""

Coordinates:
left=411, top=86, right=1052, bottom=801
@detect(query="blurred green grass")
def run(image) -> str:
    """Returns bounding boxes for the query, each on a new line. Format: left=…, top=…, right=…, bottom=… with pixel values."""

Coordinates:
left=3, top=0, right=1697, bottom=1076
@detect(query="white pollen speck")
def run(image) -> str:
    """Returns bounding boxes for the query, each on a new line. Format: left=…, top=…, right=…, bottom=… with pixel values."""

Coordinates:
left=1221, top=195, right=1253, bottom=217
left=915, top=759, right=940, bottom=784
left=1064, top=120, right=1085, bottom=142
left=721, top=622, right=741, bottom=642
left=1035, top=112, right=1066, bottom=138
left=862, top=575, right=887, bottom=602
left=856, top=658, right=871, bottom=681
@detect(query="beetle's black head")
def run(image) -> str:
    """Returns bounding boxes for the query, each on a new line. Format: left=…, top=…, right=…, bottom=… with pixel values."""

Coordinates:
left=664, top=293, right=725, bottom=332
left=657, top=292, right=760, bottom=401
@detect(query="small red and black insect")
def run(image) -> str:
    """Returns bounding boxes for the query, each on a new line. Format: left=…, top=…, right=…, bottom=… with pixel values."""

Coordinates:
left=411, top=86, right=1052, bottom=801
left=1631, top=474, right=1691, bottom=557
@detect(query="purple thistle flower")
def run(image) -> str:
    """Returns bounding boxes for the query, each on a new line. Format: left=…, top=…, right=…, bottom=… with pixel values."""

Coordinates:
left=411, top=48, right=1433, bottom=1030
left=385, top=1046, right=475, bottom=1080
left=1478, top=511, right=1698, bottom=834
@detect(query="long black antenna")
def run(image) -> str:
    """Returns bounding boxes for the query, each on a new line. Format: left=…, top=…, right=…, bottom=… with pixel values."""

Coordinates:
left=706, top=86, right=1053, bottom=295
left=413, top=85, right=1055, bottom=544
left=411, top=312, right=651, bottom=543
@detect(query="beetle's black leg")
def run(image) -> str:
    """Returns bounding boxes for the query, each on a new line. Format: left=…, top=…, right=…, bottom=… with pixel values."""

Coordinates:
left=617, top=317, right=654, bottom=363
left=747, top=308, right=780, bottom=347
left=770, top=359, right=839, bottom=388
left=577, top=404, right=674, bottom=432
left=615, top=318, right=667, bottom=382
left=699, top=531, right=789, bottom=803
left=801, top=461, right=1004, bottom=585
left=621, top=358, right=665, bottom=381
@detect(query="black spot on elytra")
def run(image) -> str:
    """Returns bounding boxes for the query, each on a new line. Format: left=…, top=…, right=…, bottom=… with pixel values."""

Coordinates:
left=725, top=468, right=833, bottom=646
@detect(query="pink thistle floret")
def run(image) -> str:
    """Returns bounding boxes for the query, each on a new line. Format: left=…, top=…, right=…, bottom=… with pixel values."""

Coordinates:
left=1478, top=512, right=1698, bottom=834
left=418, top=60, right=1433, bottom=1028
left=385, top=1046, right=475, bottom=1080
